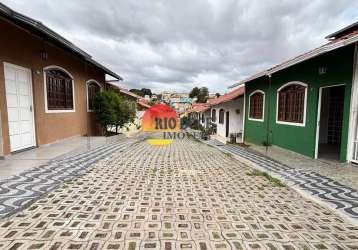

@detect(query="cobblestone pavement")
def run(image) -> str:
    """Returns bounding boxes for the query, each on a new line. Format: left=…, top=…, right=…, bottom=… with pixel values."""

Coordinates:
left=202, top=139, right=358, bottom=220
left=0, top=137, right=139, bottom=219
left=0, top=139, right=358, bottom=249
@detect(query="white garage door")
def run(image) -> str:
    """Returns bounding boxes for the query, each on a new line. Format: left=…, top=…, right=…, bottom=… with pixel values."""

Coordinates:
left=4, top=63, right=36, bottom=152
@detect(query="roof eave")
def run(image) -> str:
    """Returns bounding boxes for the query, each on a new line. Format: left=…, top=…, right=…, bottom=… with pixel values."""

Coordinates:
left=0, top=3, right=122, bottom=80
left=325, top=21, right=358, bottom=39
left=229, top=34, right=358, bottom=88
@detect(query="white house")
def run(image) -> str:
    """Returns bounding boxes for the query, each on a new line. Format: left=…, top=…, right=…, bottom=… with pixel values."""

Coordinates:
left=210, top=87, right=245, bottom=143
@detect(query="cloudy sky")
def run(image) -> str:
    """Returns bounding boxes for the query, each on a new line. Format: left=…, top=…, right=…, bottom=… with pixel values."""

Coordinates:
left=3, top=0, right=358, bottom=94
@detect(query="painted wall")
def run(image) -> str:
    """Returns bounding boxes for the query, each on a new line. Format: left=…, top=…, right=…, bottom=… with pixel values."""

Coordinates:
left=0, top=108, right=3, bottom=157
left=199, top=110, right=211, bottom=128
left=0, top=18, right=105, bottom=155
left=212, top=97, right=244, bottom=139
left=244, top=45, right=355, bottom=162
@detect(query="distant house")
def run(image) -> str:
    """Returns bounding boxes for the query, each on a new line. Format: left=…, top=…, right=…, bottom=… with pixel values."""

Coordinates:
left=187, top=87, right=245, bottom=143
left=187, top=103, right=211, bottom=128
left=170, top=97, right=193, bottom=114
left=0, top=3, right=121, bottom=157
left=209, top=87, right=245, bottom=143
left=230, top=21, right=358, bottom=163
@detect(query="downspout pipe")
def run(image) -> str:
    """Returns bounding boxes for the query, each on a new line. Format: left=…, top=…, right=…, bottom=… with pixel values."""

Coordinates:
left=266, top=74, right=272, bottom=153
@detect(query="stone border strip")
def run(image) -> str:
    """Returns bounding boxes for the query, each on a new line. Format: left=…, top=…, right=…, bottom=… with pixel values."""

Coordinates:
left=0, top=138, right=139, bottom=219
left=201, top=139, right=358, bottom=222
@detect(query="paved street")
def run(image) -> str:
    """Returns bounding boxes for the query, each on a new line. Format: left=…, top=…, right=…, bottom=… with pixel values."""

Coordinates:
left=0, top=138, right=358, bottom=250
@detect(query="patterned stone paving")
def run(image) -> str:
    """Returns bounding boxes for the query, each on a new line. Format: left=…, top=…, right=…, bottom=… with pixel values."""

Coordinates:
left=0, top=138, right=357, bottom=249
left=202, top=139, right=358, bottom=220
left=0, top=138, right=139, bottom=219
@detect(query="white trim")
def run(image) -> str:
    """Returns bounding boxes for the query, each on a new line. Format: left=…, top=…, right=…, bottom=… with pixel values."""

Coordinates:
left=211, top=108, right=217, bottom=123
left=43, top=65, right=76, bottom=113
left=314, top=83, right=346, bottom=159
left=86, top=79, right=103, bottom=112
left=3, top=62, right=37, bottom=151
left=315, top=87, right=323, bottom=159
left=275, top=81, right=308, bottom=127
left=248, top=90, right=265, bottom=122
left=348, top=43, right=358, bottom=163
left=241, top=86, right=246, bottom=143
left=218, top=108, right=225, bottom=124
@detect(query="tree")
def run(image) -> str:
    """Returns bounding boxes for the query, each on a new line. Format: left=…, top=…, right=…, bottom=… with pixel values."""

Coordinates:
left=93, top=90, right=136, bottom=135
left=92, top=91, right=117, bottom=135
left=141, top=88, right=152, bottom=97
left=189, top=87, right=200, bottom=98
left=129, top=88, right=153, bottom=97
left=114, top=99, right=136, bottom=131
left=129, top=89, right=144, bottom=97
left=197, top=87, right=209, bottom=103
left=215, top=93, right=221, bottom=97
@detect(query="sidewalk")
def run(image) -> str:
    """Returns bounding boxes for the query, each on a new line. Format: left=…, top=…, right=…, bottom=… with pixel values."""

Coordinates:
left=0, top=135, right=136, bottom=219
left=202, top=138, right=358, bottom=221
left=0, top=135, right=124, bottom=180
left=248, top=143, right=358, bottom=191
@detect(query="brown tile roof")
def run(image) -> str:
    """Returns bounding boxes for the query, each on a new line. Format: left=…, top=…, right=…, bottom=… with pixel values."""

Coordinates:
left=188, top=86, right=245, bottom=113
left=209, top=86, right=245, bottom=106
left=188, top=103, right=210, bottom=113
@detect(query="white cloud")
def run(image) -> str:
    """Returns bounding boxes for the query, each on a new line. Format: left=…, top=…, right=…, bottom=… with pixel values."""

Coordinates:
left=3, top=0, right=358, bottom=93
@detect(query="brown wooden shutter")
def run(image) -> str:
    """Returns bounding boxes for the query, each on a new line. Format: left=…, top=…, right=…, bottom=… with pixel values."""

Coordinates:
left=278, top=84, right=305, bottom=123
left=46, top=69, right=73, bottom=110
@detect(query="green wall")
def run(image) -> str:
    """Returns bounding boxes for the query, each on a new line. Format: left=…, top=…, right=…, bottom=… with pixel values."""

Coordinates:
left=244, top=45, right=355, bottom=162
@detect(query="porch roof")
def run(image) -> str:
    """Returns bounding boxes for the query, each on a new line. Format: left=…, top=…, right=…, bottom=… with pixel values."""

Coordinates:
left=187, top=103, right=210, bottom=113
left=108, top=83, right=152, bottom=109
left=209, top=86, right=245, bottom=106
left=229, top=23, right=358, bottom=88
left=0, top=3, right=122, bottom=80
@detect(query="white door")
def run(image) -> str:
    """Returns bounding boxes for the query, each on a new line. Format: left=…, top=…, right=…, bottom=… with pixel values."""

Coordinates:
left=4, top=63, right=36, bottom=152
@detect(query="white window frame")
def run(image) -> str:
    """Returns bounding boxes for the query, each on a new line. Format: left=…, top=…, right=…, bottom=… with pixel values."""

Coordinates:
left=219, top=108, right=225, bottom=124
left=276, top=81, right=308, bottom=127
left=43, top=65, right=76, bottom=113
left=248, top=90, right=265, bottom=122
left=86, top=79, right=103, bottom=112
left=211, top=108, right=216, bottom=123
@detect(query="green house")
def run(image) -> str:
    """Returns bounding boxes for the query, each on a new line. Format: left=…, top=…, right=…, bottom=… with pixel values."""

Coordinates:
left=230, top=22, right=358, bottom=163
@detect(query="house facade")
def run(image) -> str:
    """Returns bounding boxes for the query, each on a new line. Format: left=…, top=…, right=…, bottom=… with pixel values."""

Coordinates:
left=0, top=3, right=121, bottom=156
left=187, top=103, right=210, bottom=128
left=230, top=23, right=358, bottom=163
left=209, top=87, right=245, bottom=143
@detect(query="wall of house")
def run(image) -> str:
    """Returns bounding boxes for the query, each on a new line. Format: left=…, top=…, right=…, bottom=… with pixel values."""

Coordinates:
left=199, top=110, right=211, bottom=128
left=212, top=97, right=244, bottom=139
left=0, top=18, right=105, bottom=155
left=244, top=45, right=355, bottom=162
left=0, top=107, right=3, bottom=157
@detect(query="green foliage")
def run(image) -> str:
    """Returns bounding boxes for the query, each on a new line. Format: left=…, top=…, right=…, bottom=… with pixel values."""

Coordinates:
left=189, top=87, right=200, bottom=98
left=197, top=87, right=209, bottom=103
left=129, top=88, right=153, bottom=97
left=148, top=99, right=158, bottom=106
left=262, top=141, right=272, bottom=147
left=93, top=90, right=136, bottom=135
left=246, top=170, right=285, bottom=187
left=189, top=86, right=209, bottom=103
left=129, top=89, right=144, bottom=97
left=92, top=91, right=118, bottom=133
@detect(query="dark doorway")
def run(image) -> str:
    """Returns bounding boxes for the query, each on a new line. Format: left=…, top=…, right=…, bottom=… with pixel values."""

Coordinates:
left=317, top=85, right=345, bottom=161
left=225, top=111, right=230, bottom=137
